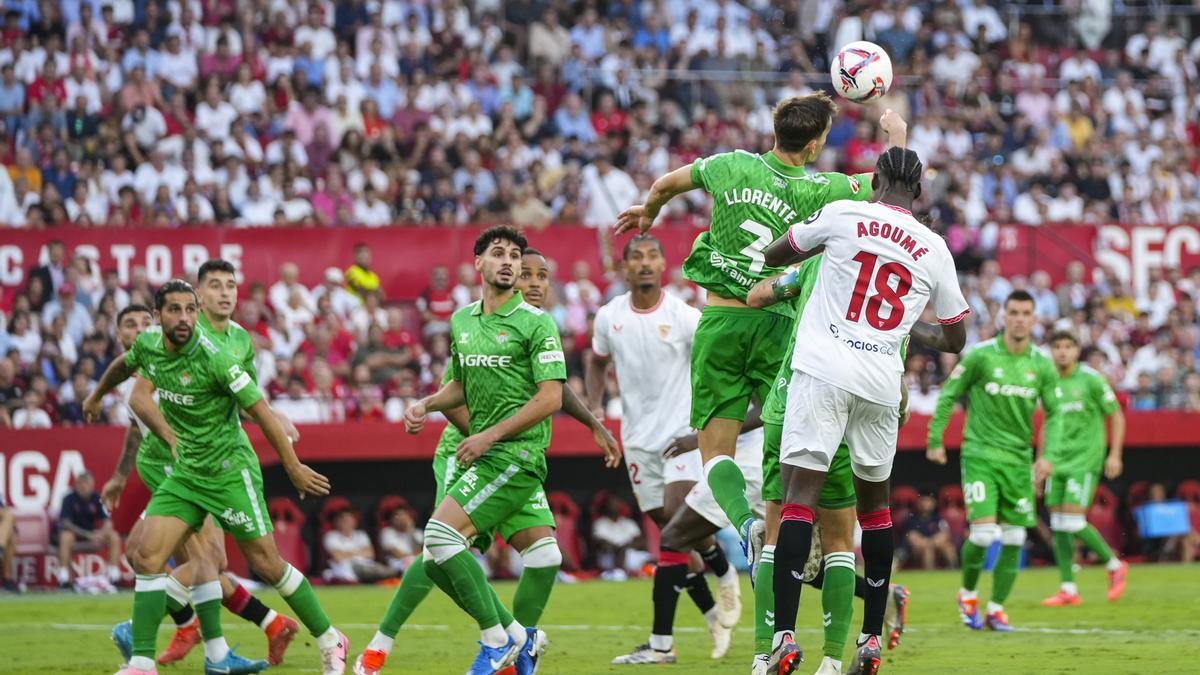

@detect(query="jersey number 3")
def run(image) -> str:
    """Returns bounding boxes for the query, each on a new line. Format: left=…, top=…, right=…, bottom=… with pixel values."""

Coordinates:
left=846, top=251, right=912, bottom=330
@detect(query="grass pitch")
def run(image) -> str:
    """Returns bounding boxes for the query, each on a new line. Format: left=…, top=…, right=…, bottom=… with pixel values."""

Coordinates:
left=2, top=564, right=1198, bottom=674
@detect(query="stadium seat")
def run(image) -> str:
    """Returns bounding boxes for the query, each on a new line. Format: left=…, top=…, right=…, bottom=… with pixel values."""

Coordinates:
left=1127, top=481, right=1150, bottom=510
left=318, top=496, right=355, bottom=533
left=938, top=484, right=966, bottom=511
left=1176, top=480, right=1200, bottom=507
left=547, top=491, right=583, bottom=572
left=13, top=510, right=51, bottom=555
left=891, top=485, right=920, bottom=532
left=268, top=497, right=307, bottom=534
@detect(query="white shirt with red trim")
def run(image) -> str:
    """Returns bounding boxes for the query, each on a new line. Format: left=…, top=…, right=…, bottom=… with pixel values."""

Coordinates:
left=592, top=291, right=699, bottom=451
left=787, top=199, right=970, bottom=406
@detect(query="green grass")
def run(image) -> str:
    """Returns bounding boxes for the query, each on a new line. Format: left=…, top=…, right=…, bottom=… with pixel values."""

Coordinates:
left=2, top=564, right=1199, bottom=673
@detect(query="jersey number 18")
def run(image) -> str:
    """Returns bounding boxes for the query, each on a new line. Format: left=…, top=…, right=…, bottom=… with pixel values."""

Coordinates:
left=846, top=251, right=912, bottom=331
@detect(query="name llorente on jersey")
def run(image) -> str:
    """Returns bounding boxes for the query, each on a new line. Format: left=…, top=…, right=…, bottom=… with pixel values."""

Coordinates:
left=721, top=187, right=801, bottom=223
left=856, top=219, right=931, bottom=261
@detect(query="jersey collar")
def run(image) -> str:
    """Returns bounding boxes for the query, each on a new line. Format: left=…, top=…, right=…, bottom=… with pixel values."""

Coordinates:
left=760, top=151, right=808, bottom=178
left=471, top=290, right=524, bottom=317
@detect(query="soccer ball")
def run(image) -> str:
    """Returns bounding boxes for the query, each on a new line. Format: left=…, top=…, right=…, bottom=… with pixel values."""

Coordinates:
left=830, top=41, right=893, bottom=103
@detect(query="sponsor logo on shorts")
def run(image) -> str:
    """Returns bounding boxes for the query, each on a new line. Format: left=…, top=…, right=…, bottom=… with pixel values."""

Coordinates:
left=457, top=467, right=479, bottom=495
left=983, top=382, right=1038, bottom=399
left=220, top=508, right=253, bottom=531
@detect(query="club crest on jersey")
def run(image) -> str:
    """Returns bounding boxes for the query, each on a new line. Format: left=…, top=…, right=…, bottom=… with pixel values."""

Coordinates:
left=179, top=371, right=191, bottom=386
left=658, top=324, right=671, bottom=339
left=1024, top=371, right=1035, bottom=381
left=496, top=330, right=508, bottom=344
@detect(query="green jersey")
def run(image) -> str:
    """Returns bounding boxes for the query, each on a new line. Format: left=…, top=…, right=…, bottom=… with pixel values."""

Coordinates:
left=684, top=149, right=871, bottom=315
left=928, top=336, right=1058, bottom=465
left=197, top=311, right=258, bottom=382
left=760, top=257, right=822, bottom=426
left=124, top=326, right=263, bottom=478
left=445, top=291, right=567, bottom=481
left=1044, top=364, right=1118, bottom=474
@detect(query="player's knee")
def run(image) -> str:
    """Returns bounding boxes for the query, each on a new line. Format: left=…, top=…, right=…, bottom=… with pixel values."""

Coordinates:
left=1049, top=512, right=1087, bottom=533
left=968, top=523, right=1002, bottom=547
left=423, top=519, right=468, bottom=565
left=126, top=545, right=167, bottom=574
left=1000, top=525, right=1027, bottom=547
left=520, top=536, right=562, bottom=569
left=701, top=454, right=736, bottom=480
left=659, top=523, right=690, bottom=552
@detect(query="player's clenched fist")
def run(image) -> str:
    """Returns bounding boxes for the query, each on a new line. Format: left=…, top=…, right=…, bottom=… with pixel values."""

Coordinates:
left=286, top=462, right=331, bottom=498
left=82, top=393, right=104, bottom=423
left=614, top=204, right=654, bottom=236
left=926, top=445, right=947, bottom=465
left=404, top=401, right=427, bottom=434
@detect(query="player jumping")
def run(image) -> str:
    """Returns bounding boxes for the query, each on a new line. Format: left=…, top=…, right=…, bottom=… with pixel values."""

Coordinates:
left=587, top=235, right=749, bottom=664
left=84, top=280, right=348, bottom=675
left=1039, top=330, right=1129, bottom=606
left=402, top=226, right=567, bottom=675
left=761, top=147, right=969, bottom=674
left=927, top=289, right=1058, bottom=632
left=356, top=241, right=620, bottom=675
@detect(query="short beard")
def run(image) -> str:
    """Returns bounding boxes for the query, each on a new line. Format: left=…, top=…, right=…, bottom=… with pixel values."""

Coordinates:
left=166, top=325, right=192, bottom=346
left=490, top=276, right=514, bottom=291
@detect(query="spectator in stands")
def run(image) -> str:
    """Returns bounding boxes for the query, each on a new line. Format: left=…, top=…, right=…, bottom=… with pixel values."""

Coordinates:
left=40, top=283, right=90, bottom=347
left=0, top=358, right=23, bottom=415
left=55, top=471, right=121, bottom=589
left=345, top=243, right=380, bottom=299
left=581, top=150, right=638, bottom=228
left=272, top=375, right=322, bottom=424
left=902, top=493, right=958, bottom=569
left=312, top=267, right=360, bottom=320
left=416, top=266, right=455, bottom=338
left=322, top=506, right=394, bottom=583
left=591, top=493, right=645, bottom=579
left=379, top=507, right=422, bottom=574
left=11, top=389, right=50, bottom=428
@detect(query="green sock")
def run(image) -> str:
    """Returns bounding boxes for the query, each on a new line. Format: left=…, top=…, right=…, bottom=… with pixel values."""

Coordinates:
left=1052, top=531, right=1076, bottom=584
left=821, top=553, right=856, bottom=660
left=132, top=573, right=168, bottom=660
left=960, top=540, right=986, bottom=591
left=512, top=542, right=559, bottom=626
left=378, top=554, right=436, bottom=638
left=991, top=545, right=1022, bottom=604
left=191, top=581, right=224, bottom=640
left=491, top=584, right=515, bottom=628
left=274, top=564, right=332, bottom=636
left=706, top=457, right=755, bottom=532
left=165, top=593, right=186, bottom=615
left=424, top=550, right=500, bottom=629
left=1076, top=525, right=1115, bottom=564
left=423, top=555, right=472, bottom=615
left=753, top=545, right=775, bottom=655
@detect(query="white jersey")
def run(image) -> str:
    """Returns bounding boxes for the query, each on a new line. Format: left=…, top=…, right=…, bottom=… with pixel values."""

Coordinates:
left=117, top=374, right=158, bottom=436
left=592, top=291, right=700, bottom=451
left=787, top=199, right=970, bottom=406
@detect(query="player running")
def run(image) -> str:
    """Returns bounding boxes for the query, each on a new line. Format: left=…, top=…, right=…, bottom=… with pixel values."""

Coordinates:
left=761, top=147, right=969, bottom=674
left=402, top=226, right=567, bottom=675
left=106, top=261, right=302, bottom=667
left=84, top=280, right=348, bottom=675
left=747, top=258, right=911, bottom=675
left=927, top=289, right=1058, bottom=632
left=615, top=94, right=899, bottom=571
left=1039, top=330, right=1129, bottom=606
left=356, top=242, right=620, bottom=675
left=587, top=235, right=747, bottom=664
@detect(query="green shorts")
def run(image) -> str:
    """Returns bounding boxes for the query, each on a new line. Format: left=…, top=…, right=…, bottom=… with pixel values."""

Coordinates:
left=136, top=455, right=172, bottom=494
left=145, top=466, right=273, bottom=541
left=961, top=458, right=1036, bottom=527
left=441, top=451, right=544, bottom=541
left=762, top=422, right=856, bottom=510
left=1045, top=469, right=1100, bottom=509
left=433, top=450, right=556, bottom=549
left=691, top=306, right=792, bottom=429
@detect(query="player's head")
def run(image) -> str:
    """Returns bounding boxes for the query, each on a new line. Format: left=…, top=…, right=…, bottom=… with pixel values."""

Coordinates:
left=1002, top=289, right=1036, bottom=340
left=1049, top=329, right=1080, bottom=368
left=873, top=147, right=923, bottom=201
left=515, top=247, right=550, bottom=308
left=623, top=234, right=665, bottom=291
left=473, top=225, right=527, bottom=291
left=116, top=303, right=153, bottom=350
left=154, top=279, right=199, bottom=347
left=197, top=258, right=238, bottom=320
left=772, top=93, right=837, bottom=163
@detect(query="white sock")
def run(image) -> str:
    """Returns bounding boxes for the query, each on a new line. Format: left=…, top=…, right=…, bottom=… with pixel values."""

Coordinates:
left=258, top=609, right=278, bottom=631
left=505, top=620, right=527, bottom=646
left=986, top=601, right=1003, bottom=614
left=129, top=655, right=156, bottom=670
left=959, top=588, right=977, bottom=600
left=718, top=565, right=739, bottom=586
left=703, top=606, right=718, bottom=624
left=57, top=567, right=69, bottom=583
left=771, top=630, right=793, bottom=650
left=857, top=632, right=873, bottom=646
left=1061, top=581, right=1078, bottom=595
left=481, top=623, right=508, bottom=647
left=1107, top=558, right=1123, bottom=572
left=822, top=655, right=843, bottom=672
left=315, top=626, right=341, bottom=650
left=203, top=636, right=230, bottom=662
left=367, top=630, right=393, bottom=653
left=108, top=565, right=121, bottom=582
left=648, top=633, right=672, bottom=651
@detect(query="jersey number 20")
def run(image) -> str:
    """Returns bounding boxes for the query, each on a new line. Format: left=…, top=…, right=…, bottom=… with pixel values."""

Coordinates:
left=846, top=251, right=912, bottom=330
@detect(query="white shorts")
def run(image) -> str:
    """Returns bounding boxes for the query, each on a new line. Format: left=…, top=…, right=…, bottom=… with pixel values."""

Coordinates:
left=625, top=447, right=702, bottom=512
left=686, top=428, right=766, bottom=529
left=780, top=371, right=898, bottom=482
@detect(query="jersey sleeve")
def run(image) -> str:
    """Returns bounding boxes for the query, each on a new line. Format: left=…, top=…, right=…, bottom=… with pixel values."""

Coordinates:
left=689, top=151, right=739, bottom=195
left=591, top=306, right=612, bottom=357
left=445, top=325, right=461, bottom=383
left=818, top=172, right=873, bottom=202
left=926, top=346, right=979, bottom=447
left=787, top=201, right=847, bottom=254
left=931, top=251, right=971, bottom=324
left=528, top=314, right=567, bottom=383
left=209, top=346, right=263, bottom=410
left=124, top=330, right=153, bottom=371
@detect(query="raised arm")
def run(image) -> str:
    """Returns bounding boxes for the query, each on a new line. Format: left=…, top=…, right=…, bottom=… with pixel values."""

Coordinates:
left=614, top=164, right=697, bottom=235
